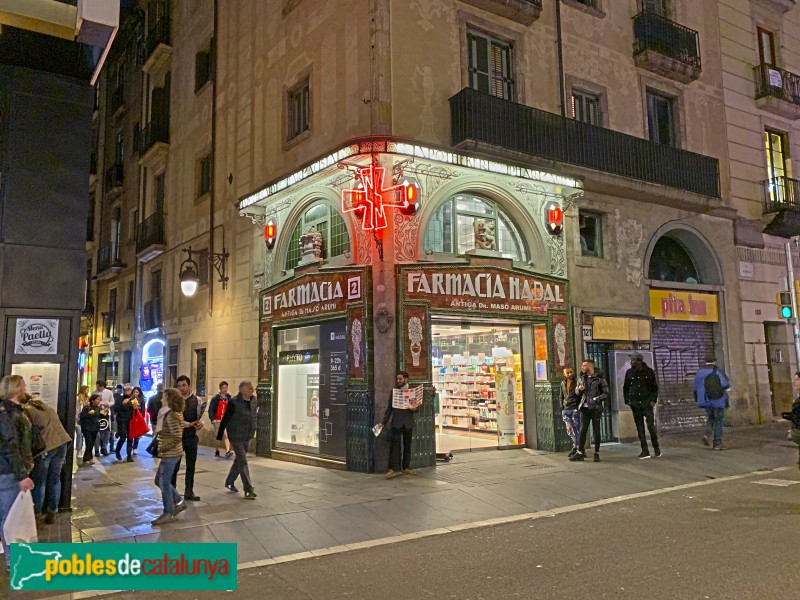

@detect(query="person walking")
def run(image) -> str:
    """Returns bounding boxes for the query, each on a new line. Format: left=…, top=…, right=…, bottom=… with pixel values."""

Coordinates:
left=570, top=359, right=610, bottom=463
left=147, top=383, right=164, bottom=430
left=210, top=381, right=233, bottom=458
left=76, top=385, right=90, bottom=458
left=693, top=356, right=731, bottom=450
left=171, top=375, right=204, bottom=501
left=21, top=394, right=71, bottom=525
left=94, top=400, right=111, bottom=456
left=95, top=380, right=115, bottom=406
left=380, top=371, right=419, bottom=479
left=114, top=386, right=135, bottom=462
left=129, top=386, right=146, bottom=455
left=78, top=395, right=101, bottom=465
left=560, top=367, right=581, bottom=458
left=151, top=388, right=187, bottom=526
left=0, top=375, right=35, bottom=573
left=623, top=353, right=661, bottom=459
left=218, top=381, right=258, bottom=498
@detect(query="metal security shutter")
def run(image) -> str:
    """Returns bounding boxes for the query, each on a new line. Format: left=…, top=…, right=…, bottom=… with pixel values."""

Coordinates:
left=651, top=320, right=715, bottom=434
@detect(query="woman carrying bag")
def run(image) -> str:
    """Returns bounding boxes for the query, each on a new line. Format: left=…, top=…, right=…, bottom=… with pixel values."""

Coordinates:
left=151, top=389, right=186, bottom=526
left=0, top=375, right=35, bottom=573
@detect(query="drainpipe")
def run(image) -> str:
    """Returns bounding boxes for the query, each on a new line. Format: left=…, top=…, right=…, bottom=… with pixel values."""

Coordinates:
left=208, top=0, right=219, bottom=316
left=555, top=0, right=566, bottom=117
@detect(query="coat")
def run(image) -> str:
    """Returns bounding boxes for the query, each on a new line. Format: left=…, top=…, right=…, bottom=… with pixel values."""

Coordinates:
left=23, top=399, right=71, bottom=451
left=218, top=394, right=257, bottom=443
left=0, top=398, right=33, bottom=481
left=147, top=392, right=163, bottom=427
left=78, top=405, right=101, bottom=433
left=381, top=386, right=416, bottom=430
left=577, top=371, right=610, bottom=411
left=693, top=366, right=730, bottom=410
left=560, top=376, right=580, bottom=410
left=114, top=396, right=134, bottom=425
left=158, top=410, right=184, bottom=458
left=623, top=363, right=659, bottom=407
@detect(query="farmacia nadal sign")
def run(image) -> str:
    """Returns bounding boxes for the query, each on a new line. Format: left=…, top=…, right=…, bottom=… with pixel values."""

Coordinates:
left=262, top=272, right=363, bottom=320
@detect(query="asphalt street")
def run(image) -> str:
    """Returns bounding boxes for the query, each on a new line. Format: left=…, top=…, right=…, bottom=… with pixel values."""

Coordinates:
left=86, top=465, right=800, bottom=600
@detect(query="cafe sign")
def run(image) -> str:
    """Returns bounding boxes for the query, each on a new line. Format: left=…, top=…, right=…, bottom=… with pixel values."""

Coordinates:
left=262, top=272, right=362, bottom=321
left=404, top=268, right=565, bottom=314
left=15, top=318, right=58, bottom=355
left=649, top=290, right=719, bottom=323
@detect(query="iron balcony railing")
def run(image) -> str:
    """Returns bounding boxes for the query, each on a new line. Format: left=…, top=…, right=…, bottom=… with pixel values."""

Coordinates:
left=97, top=242, right=120, bottom=273
left=632, top=10, right=701, bottom=71
left=449, top=87, right=720, bottom=198
left=145, top=17, right=171, bottom=60
left=109, top=86, right=124, bottom=114
left=754, top=63, right=800, bottom=106
left=136, top=212, right=166, bottom=253
left=142, top=297, right=162, bottom=332
left=763, top=175, right=800, bottom=213
left=138, top=117, right=169, bottom=156
left=104, top=164, right=124, bottom=193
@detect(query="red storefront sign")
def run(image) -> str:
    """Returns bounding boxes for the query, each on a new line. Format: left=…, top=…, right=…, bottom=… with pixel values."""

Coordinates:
left=262, top=272, right=363, bottom=321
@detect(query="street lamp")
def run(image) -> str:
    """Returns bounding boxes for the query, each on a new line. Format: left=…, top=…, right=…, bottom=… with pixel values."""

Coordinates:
left=179, top=257, right=200, bottom=297
left=179, top=246, right=229, bottom=298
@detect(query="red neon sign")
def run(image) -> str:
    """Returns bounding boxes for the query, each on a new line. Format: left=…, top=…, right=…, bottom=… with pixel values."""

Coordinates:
left=264, top=220, right=277, bottom=249
left=341, top=164, right=418, bottom=231
left=546, top=202, right=563, bottom=235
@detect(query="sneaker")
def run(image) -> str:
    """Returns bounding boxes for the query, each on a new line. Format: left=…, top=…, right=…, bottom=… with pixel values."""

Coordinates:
left=44, top=512, right=56, bottom=525
left=151, top=514, right=175, bottom=526
left=701, top=435, right=710, bottom=446
left=569, top=452, right=585, bottom=462
left=401, top=469, right=416, bottom=475
left=654, top=447, right=662, bottom=458
left=173, top=502, right=187, bottom=516
left=712, top=444, right=726, bottom=451
left=215, top=450, right=220, bottom=457
left=115, top=451, right=122, bottom=461
left=225, top=484, right=239, bottom=493
left=101, top=450, right=109, bottom=456
left=94, top=452, right=100, bottom=458
left=244, top=491, right=257, bottom=500
left=568, top=448, right=577, bottom=458
left=225, top=451, right=234, bottom=459
left=184, top=493, right=201, bottom=501
left=83, top=459, right=95, bottom=466
left=132, top=449, right=138, bottom=456
left=126, top=456, right=134, bottom=463
left=385, top=469, right=399, bottom=479
left=594, top=453, right=601, bottom=462
left=638, top=451, right=651, bottom=460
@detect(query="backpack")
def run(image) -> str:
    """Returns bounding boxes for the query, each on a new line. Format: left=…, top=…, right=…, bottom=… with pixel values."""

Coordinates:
left=704, top=366, right=725, bottom=401
left=30, top=422, right=46, bottom=459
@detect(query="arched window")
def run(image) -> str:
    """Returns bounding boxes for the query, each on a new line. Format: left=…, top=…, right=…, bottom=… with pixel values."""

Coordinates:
left=424, top=194, right=527, bottom=261
left=648, top=236, right=700, bottom=284
left=284, top=202, right=350, bottom=271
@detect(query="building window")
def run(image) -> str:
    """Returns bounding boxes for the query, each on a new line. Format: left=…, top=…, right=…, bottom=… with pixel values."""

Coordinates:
left=195, top=47, right=212, bottom=91
left=287, top=78, right=310, bottom=141
left=766, top=129, right=792, bottom=204
left=167, top=344, right=179, bottom=386
left=197, top=153, right=212, bottom=197
left=571, top=90, right=601, bottom=126
left=646, top=91, right=676, bottom=147
left=424, top=194, right=527, bottom=261
left=126, top=280, right=135, bottom=310
left=284, top=203, right=350, bottom=271
left=128, top=208, right=138, bottom=241
left=757, top=27, right=776, bottom=66
left=132, top=121, right=140, bottom=155
left=579, top=211, right=603, bottom=258
left=115, top=131, right=124, bottom=164
left=151, top=269, right=162, bottom=300
left=467, top=30, right=514, bottom=100
left=104, top=288, right=118, bottom=339
left=642, top=0, right=670, bottom=17
left=648, top=236, right=699, bottom=283
left=111, top=208, right=121, bottom=259
left=87, top=194, right=95, bottom=242
left=194, top=348, right=207, bottom=397
left=155, top=172, right=165, bottom=213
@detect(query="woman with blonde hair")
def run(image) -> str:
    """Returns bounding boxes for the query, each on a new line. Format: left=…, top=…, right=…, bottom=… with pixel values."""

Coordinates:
left=151, top=388, right=187, bottom=526
left=76, top=385, right=90, bottom=457
left=0, top=375, right=35, bottom=572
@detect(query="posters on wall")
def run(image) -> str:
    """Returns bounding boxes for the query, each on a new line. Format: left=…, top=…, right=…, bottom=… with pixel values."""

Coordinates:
left=318, top=321, right=348, bottom=459
left=11, top=363, right=60, bottom=411
left=495, top=370, right=516, bottom=447
left=15, top=319, right=59, bottom=355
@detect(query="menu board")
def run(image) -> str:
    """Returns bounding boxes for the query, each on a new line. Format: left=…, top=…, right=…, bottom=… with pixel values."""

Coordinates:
left=12, top=362, right=60, bottom=411
left=319, top=321, right=348, bottom=459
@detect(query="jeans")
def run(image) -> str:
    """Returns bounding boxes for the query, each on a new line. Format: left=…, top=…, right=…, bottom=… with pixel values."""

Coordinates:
left=95, top=429, right=110, bottom=454
left=389, top=427, right=413, bottom=471
left=0, top=474, right=20, bottom=569
left=83, top=431, right=98, bottom=462
left=155, top=456, right=182, bottom=516
left=172, top=435, right=198, bottom=494
left=225, top=441, right=253, bottom=493
left=578, top=406, right=602, bottom=455
left=705, top=407, right=725, bottom=446
left=115, top=421, right=132, bottom=457
left=562, top=409, right=581, bottom=447
left=30, top=442, right=69, bottom=515
left=631, top=403, right=659, bottom=452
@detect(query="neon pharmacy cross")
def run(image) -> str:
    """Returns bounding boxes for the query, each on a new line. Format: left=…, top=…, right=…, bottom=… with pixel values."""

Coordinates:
left=341, top=164, right=409, bottom=231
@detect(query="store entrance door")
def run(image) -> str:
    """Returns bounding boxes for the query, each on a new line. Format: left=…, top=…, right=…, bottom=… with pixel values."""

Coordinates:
left=431, top=320, right=526, bottom=453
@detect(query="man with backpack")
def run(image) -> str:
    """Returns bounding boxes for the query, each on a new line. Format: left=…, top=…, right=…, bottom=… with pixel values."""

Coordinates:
left=693, top=355, right=731, bottom=450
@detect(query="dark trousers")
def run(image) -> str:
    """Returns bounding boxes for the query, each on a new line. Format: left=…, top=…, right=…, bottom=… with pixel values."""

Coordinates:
left=115, top=422, right=132, bottom=457
left=389, top=427, right=413, bottom=471
left=225, top=441, right=253, bottom=493
left=172, top=435, right=198, bottom=494
left=578, top=407, right=602, bottom=455
left=631, top=403, right=659, bottom=451
left=82, top=431, right=98, bottom=462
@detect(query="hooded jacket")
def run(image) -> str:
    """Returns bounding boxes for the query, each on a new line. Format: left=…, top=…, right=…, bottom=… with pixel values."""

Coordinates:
left=22, top=398, right=71, bottom=451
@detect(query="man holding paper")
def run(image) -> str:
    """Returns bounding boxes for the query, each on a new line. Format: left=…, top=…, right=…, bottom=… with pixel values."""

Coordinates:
left=378, top=370, right=420, bottom=479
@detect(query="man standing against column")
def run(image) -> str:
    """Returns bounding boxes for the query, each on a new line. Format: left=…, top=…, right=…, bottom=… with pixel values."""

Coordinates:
left=218, top=381, right=258, bottom=499
left=623, top=353, right=661, bottom=459
left=172, top=375, right=203, bottom=500
left=380, top=370, right=418, bottom=479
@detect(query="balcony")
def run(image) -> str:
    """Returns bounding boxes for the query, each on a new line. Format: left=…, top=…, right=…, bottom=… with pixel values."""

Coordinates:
left=763, top=176, right=800, bottom=237
left=109, top=86, right=125, bottom=117
left=753, top=0, right=795, bottom=14
left=142, top=297, right=162, bottom=332
left=136, top=212, right=166, bottom=262
left=754, top=64, right=800, bottom=120
left=143, top=17, right=172, bottom=73
left=458, top=0, right=541, bottom=26
left=450, top=87, right=720, bottom=199
left=104, top=164, right=124, bottom=196
left=138, top=117, right=170, bottom=165
left=633, top=11, right=701, bottom=84
left=96, top=243, right=123, bottom=279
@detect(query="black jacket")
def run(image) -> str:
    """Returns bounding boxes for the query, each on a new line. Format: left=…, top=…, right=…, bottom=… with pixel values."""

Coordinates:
left=623, top=363, right=658, bottom=407
left=381, top=386, right=416, bottom=430
left=577, top=371, right=610, bottom=411
left=0, top=398, right=33, bottom=481
left=182, top=394, right=201, bottom=440
left=217, top=394, right=257, bottom=443
left=147, top=393, right=162, bottom=427
left=560, top=376, right=580, bottom=410
left=79, top=405, right=101, bottom=433
left=114, top=396, right=134, bottom=424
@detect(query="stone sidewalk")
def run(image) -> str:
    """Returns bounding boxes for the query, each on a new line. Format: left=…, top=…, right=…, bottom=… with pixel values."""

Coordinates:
left=22, top=424, right=800, bottom=567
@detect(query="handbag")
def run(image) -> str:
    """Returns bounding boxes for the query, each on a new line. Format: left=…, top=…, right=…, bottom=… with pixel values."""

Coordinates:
left=128, top=411, right=150, bottom=439
left=145, top=435, right=159, bottom=457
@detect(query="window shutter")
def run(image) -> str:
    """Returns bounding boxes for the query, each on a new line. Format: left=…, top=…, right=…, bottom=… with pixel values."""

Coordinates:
left=490, top=41, right=513, bottom=99
left=468, top=33, right=490, bottom=94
